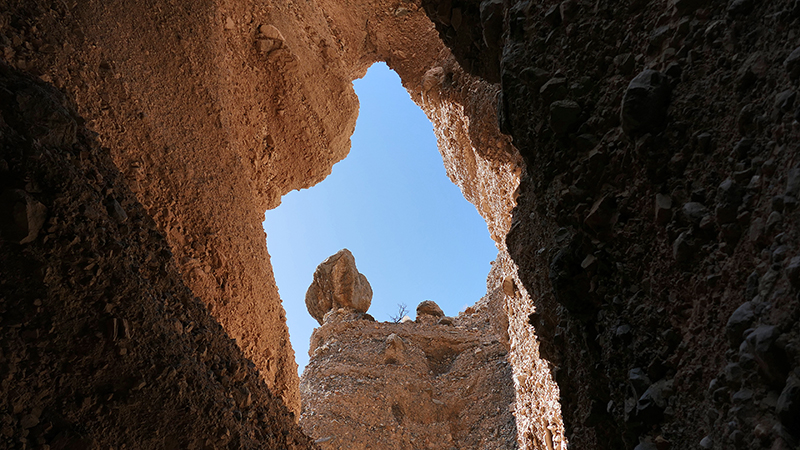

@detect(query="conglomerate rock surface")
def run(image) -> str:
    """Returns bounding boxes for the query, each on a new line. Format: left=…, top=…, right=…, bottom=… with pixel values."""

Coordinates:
left=420, top=0, right=800, bottom=448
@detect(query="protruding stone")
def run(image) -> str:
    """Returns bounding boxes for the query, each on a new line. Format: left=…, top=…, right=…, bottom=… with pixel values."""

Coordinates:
left=727, top=0, right=756, bottom=16
left=785, top=167, right=800, bottom=199
left=549, top=100, right=582, bottom=134
left=437, top=316, right=454, bottom=326
left=539, top=77, right=568, bottom=102
left=480, top=0, right=504, bottom=50
left=681, top=202, right=708, bottom=225
left=544, top=4, right=562, bottom=26
left=258, top=24, right=285, bottom=41
left=786, top=256, right=800, bottom=288
left=673, top=231, right=695, bottom=262
left=637, top=379, right=672, bottom=425
left=383, top=333, right=405, bottom=364
left=655, top=194, right=672, bottom=225
left=1, top=190, right=48, bottom=244
left=776, top=374, right=800, bottom=434
left=19, top=414, right=39, bottom=429
left=256, top=25, right=285, bottom=55
left=621, top=69, right=671, bottom=136
left=502, top=276, right=517, bottom=296
left=416, top=300, right=444, bottom=318
left=107, top=198, right=128, bottom=223
left=745, top=325, right=788, bottom=385
left=305, top=249, right=372, bottom=324
left=14, top=83, right=78, bottom=148
left=726, top=301, right=755, bottom=348
left=785, top=47, right=800, bottom=79
left=628, top=367, right=651, bottom=396
left=584, top=195, right=617, bottom=234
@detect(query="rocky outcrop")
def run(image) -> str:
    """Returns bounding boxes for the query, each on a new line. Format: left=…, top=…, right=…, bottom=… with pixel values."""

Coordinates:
left=306, top=249, right=373, bottom=324
left=299, top=301, right=517, bottom=450
left=0, top=0, right=521, bottom=417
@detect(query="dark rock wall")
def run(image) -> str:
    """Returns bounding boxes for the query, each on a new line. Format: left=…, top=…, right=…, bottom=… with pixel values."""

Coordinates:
left=424, top=0, right=800, bottom=448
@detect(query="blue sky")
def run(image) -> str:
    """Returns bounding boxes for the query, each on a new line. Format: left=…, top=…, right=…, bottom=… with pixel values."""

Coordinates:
left=263, top=62, right=498, bottom=373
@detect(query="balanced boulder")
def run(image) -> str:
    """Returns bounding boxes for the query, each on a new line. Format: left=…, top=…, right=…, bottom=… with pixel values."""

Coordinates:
left=305, top=249, right=372, bottom=324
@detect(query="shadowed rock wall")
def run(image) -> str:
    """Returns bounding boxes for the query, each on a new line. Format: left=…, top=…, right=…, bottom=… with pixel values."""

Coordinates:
left=421, top=0, right=800, bottom=448
left=8, top=0, right=795, bottom=448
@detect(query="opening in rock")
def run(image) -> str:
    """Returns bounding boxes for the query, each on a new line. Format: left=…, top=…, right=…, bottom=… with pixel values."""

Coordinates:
left=263, top=62, right=497, bottom=373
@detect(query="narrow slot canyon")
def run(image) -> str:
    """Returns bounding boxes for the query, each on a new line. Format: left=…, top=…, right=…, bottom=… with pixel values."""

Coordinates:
left=1, top=0, right=799, bottom=449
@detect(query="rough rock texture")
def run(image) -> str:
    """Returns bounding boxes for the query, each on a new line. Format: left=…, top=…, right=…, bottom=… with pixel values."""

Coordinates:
left=0, top=64, right=315, bottom=449
left=0, top=0, right=524, bottom=445
left=7, top=0, right=800, bottom=448
left=0, top=0, right=521, bottom=418
left=422, top=0, right=800, bottom=448
left=306, top=249, right=373, bottom=324
left=299, top=302, right=517, bottom=450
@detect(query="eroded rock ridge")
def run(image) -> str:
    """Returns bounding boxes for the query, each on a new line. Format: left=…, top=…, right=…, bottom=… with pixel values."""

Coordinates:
left=300, top=299, right=517, bottom=450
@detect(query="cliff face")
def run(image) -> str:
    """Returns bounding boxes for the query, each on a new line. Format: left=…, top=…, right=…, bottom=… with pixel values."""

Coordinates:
left=422, top=0, right=800, bottom=448
left=0, top=0, right=519, bottom=418
left=0, top=64, right=315, bottom=449
left=299, top=306, right=517, bottom=450
left=1, top=0, right=523, bottom=446
left=297, top=251, right=518, bottom=449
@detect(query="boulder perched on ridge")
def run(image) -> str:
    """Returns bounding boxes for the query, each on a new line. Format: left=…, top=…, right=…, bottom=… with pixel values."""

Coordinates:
left=305, top=249, right=372, bottom=324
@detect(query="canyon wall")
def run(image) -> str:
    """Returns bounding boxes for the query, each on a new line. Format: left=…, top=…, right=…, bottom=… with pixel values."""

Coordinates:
left=1, top=0, right=529, bottom=447
left=421, top=0, right=800, bottom=448
left=0, top=64, right=315, bottom=449
left=4, top=0, right=799, bottom=448
left=0, top=0, right=521, bottom=416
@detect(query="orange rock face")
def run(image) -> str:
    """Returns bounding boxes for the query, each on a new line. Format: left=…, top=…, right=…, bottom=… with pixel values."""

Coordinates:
left=0, top=64, right=316, bottom=449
